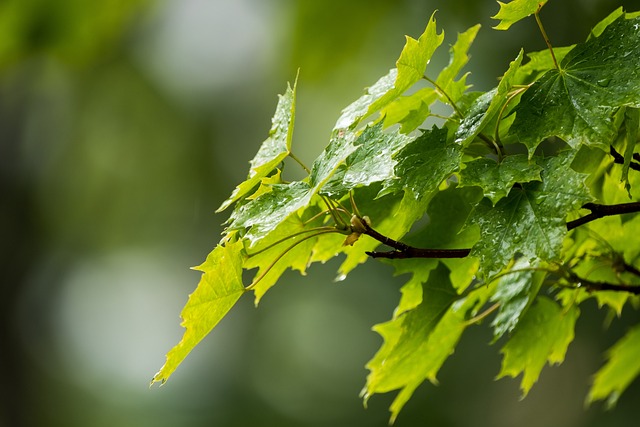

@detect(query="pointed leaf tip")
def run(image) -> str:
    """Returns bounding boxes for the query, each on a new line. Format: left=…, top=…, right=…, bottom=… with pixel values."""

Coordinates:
left=151, top=240, right=246, bottom=385
left=492, top=0, right=549, bottom=31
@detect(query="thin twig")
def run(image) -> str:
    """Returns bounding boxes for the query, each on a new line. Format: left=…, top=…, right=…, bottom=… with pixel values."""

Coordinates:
left=565, top=270, right=640, bottom=295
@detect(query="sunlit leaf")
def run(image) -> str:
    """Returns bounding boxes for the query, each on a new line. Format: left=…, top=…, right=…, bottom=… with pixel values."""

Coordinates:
left=434, top=24, right=481, bottom=106
left=218, top=78, right=297, bottom=211
left=321, top=123, right=414, bottom=197
left=152, top=240, right=246, bottom=385
left=492, top=0, right=549, bottom=31
left=365, top=13, right=444, bottom=116
left=335, top=69, right=397, bottom=130
left=243, top=213, right=326, bottom=304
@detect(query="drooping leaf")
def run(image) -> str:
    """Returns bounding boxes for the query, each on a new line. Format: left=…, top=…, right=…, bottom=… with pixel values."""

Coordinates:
left=459, top=154, right=543, bottom=204
left=363, top=263, right=460, bottom=422
left=470, top=152, right=592, bottom=277
left=492, top=0, right=549, bottom=31
left=512, top=14, right=640, bottom=154
left=152, top=240, right=246, bottom=384
left=490, top=258, right=545, bottom=340
left=218, top=78, right=297, bottom=211
left=497, top=296, right=580, bottom=396
left=588, top=324, right=640, bottom=408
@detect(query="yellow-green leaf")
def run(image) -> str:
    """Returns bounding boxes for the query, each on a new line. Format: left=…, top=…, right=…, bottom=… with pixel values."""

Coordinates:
left=152, top=240, right=246, bottom=385
left=492, top=0, right=549, bottom=31
left=217, top=76, right=298, bottom=212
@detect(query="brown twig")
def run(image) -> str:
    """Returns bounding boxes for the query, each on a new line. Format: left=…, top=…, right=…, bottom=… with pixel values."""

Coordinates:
left=609, top=146, right=640, bottom=171
left=567, top=202, right=640, bottom=230
left=361, top=201, right=640, bottom=259
left=566, top=270, right=640, bottom=295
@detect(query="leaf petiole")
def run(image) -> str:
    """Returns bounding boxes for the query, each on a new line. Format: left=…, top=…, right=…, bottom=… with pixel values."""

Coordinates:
left=288, top=151, right=311, bottom=174
left=244, top=226, right=342, bottom=258
left=534, top=4, right=560, bottom=70
left=245, top=228, right=342, bottom=291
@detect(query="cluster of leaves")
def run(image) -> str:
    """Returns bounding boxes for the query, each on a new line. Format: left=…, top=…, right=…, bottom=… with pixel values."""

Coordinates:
left=154, top=0, right=640, bottom=422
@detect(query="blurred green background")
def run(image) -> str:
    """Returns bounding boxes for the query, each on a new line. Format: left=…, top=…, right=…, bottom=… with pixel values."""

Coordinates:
left=3, top=0, right=640, bottom=426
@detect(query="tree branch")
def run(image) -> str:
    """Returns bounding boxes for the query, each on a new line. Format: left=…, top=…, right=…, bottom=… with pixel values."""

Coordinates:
left=361, top=201, right=640, bottom=260
left=566, top=271, right=640, bottom=295
left=566, top=202, right=640, bottom=230
left=609, top=146, right=640, bottom=171
left=360, top=221, right=471, bottom=259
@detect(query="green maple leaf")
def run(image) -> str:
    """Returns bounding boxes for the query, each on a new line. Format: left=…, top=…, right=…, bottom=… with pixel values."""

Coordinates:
left=512, top=14, right=640, bottom=154
left=388, top=187, right=482, bottom=315
left=364, top=268, right=495, bottom=422
left=498, top=296, right=580, bottom=396
left=228, top=181, right=313, bottom=243
left=492, top=0, right=549, bottom=31
left=459, top=154, right=543, bottom=204
left=383, top=126, right=462, bottom=201
left=490, top=258, right=545, bottom=339
left=334, top=69, right=397, bottom=130
left=512, top=46, right=575, bottom=85
left=152, top=240, right=246, bottom=384
left=363, top=263, right=460, bottom=422
left=218, top=77, right=297, bottom=212
left=470, top=152, right=592, bottom=277
left=243, top=213, right=326, bottom=305
left=434, top=24, right=481, bottom=106
left=320, top=123, right=414, bottom=197
left=229, top=129, right=359, bottom=244
left=381, top=24, right=480, bottom=133
left=381, top=87, right=438, bottom=134
left=588, top=324, right=640, bottom=408
left=365, top=13, right=444, bottom=116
